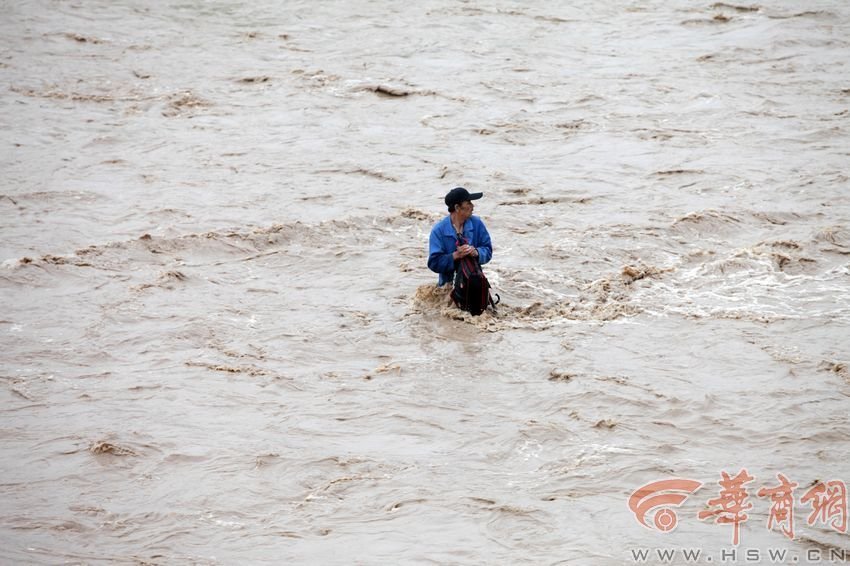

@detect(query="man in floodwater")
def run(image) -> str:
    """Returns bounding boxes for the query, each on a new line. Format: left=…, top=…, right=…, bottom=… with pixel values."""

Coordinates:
left=428, top=186, right=493, bottom=286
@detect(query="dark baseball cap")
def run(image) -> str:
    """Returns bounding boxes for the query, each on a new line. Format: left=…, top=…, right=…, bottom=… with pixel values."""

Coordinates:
left=445, top=187, right=483, bottom=207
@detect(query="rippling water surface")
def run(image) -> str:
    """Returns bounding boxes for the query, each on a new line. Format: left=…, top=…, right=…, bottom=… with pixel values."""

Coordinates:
left=2, top=1, right=849, bottom=564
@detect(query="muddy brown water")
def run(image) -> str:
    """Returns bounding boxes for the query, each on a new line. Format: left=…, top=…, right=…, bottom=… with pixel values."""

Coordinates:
left=1, top=1, right=849, bottom=564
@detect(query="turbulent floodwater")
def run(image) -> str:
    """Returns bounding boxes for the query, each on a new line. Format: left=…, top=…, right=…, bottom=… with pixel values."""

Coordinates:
left=2, top=1, right=849, bottom=564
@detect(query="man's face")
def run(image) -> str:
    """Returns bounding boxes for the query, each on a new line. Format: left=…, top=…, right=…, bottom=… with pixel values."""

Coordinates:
left=457, top=200, right=474, bottom=219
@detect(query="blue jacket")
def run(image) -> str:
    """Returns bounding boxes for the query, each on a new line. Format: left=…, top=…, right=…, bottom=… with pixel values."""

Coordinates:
left=428, top=215, right=493, bottom=286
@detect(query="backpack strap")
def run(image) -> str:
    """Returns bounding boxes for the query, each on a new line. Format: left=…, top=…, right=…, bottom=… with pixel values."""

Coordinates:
left=489, top=292, right=500, bottom=311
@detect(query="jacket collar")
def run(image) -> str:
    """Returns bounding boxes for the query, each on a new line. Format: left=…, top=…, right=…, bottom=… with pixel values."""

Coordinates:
left=441, top=214, right=471, bottom=236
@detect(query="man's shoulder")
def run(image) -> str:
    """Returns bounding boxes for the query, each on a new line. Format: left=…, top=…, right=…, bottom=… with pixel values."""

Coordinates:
left=470, top=215, right=489, bottom=229
left=430, top=215, right=452, bottom=233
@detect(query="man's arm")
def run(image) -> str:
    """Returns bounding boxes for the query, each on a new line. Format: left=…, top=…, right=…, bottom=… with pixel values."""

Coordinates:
left=428, top=228, right=456, bottom=274
left=475, top=220, right=493, bottom=265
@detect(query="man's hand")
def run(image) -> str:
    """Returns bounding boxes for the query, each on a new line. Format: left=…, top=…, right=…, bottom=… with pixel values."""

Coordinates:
left=453, top=245, right=478, bottom=260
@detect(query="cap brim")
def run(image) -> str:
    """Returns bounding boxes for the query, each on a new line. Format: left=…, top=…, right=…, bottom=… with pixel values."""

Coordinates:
left=469, top=192, right=483, bottom=200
